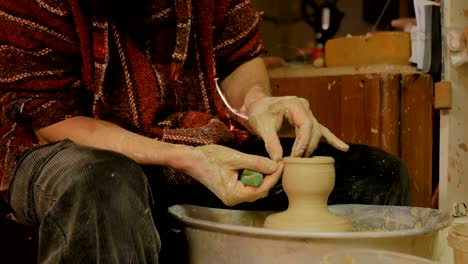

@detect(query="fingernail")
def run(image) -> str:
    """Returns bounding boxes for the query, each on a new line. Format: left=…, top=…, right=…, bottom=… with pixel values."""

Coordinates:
left=341, top=142, right=350, bottom=151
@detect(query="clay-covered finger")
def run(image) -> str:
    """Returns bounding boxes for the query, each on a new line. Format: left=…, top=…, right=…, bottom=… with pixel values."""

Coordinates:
left=249, top=115, right=284, bottom=161
left=254, top=127, right=283, bottom=162
left=287, top=109, right=313, bottom=157
left=320, top=124, right=349, bottom=151
left=291, top=123, right=311, bottom=157
left=247, top=161, right=284, bottom=201
left=239, top=153, right=279, bottom=175
left=258, top=132, right=283, bottom=161
left=290, top=113, right=314, bottom=156
left=304, top=120, right=322, bottom=157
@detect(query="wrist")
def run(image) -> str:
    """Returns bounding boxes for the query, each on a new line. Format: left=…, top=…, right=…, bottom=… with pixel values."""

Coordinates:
left=163, top=144, right=196, bottom=170
left=240, top=86, right=270, bottom=116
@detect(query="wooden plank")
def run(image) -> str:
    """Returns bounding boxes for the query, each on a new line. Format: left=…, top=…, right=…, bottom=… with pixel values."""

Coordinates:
left=400, top=74, right=433, bottom=207
left=268, top=65, right=420, bottom=79
left=270, top=75, right=381, bottom=147
left=379, top=74, right=401, bottom=157
left=434, top=81, right=452, bottom=109
left=340, top=75, right=381, bottom=146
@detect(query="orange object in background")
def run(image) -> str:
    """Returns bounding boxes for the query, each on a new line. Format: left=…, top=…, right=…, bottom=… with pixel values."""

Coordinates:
left=325, top=31, right=411, bottom=67
left=311, top=44, right=325, bottom=67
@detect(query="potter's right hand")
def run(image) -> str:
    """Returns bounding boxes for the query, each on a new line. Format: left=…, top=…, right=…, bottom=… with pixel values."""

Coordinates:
left=245, top=96, right=349, bottom=161
left=184, top=145, right=284, bottom=206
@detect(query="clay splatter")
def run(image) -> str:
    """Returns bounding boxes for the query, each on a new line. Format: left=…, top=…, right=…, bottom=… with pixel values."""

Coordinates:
left=458, top=143, right=468, bottom=152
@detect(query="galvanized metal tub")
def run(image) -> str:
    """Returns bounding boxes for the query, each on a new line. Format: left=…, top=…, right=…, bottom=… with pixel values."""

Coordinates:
left=167, top=204, right=451, bottom=264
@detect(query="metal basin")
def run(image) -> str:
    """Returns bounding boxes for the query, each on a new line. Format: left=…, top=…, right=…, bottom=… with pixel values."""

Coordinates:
left=167, top=204, right=451, bottom=264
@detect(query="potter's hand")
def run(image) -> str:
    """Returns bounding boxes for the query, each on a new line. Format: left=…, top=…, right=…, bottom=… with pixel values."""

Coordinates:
left=186, top=145, right=284, bottom=206
left=245, top=96, right=349, bottom=161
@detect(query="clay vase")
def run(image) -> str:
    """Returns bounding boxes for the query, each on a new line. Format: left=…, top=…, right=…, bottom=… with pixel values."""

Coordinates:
left=264, top=156, right=352, bottom=232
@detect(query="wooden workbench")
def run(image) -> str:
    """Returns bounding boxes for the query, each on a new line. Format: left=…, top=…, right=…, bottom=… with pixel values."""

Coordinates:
left=269, top=64, right=434, bottom=207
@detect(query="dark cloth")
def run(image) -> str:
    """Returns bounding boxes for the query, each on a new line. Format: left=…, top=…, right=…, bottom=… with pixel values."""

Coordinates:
left=0, top=0, right=263, bottom=203
left=9, top=139, right=409, bottom=262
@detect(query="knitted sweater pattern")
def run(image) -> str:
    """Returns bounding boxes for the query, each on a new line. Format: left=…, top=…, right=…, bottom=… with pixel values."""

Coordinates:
left=0, top=0, right=264, bottom=200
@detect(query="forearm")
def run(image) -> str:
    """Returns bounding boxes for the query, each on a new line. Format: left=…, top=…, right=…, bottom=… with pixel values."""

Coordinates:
left=220, top=57, right=271, bottom=115
left=34, top=116, right=192, bottom=168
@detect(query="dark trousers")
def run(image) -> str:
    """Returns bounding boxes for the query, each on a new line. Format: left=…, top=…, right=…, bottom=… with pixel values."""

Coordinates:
left=9, top=140, right=160, bottom=263
left=8, top=138, right=409, bottom=263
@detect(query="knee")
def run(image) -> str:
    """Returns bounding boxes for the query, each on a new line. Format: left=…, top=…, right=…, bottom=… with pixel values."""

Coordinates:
left=61, top=146, right=149, bottom=202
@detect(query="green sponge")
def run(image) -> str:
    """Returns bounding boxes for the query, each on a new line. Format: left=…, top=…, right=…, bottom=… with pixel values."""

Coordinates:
left=239, top=169, right=264, bottom=187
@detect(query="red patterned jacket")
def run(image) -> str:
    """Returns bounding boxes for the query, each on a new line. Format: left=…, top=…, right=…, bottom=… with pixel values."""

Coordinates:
left=0, top=0, right=264, bottom=204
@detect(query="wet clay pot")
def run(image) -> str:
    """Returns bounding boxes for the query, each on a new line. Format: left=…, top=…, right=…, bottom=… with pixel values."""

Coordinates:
left=264, top=156, right=352, bottom=232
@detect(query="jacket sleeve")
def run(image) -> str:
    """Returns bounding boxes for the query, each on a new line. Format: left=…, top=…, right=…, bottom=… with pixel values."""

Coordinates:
left=0, top=0, right=92, bottom=191
left=213, top=0, right=266, bottom=81
left=0, top=0, right=92, bottom=131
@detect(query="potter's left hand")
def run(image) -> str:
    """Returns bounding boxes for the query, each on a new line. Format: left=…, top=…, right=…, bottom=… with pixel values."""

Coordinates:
left=244, top=96, right=349, bottom=161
